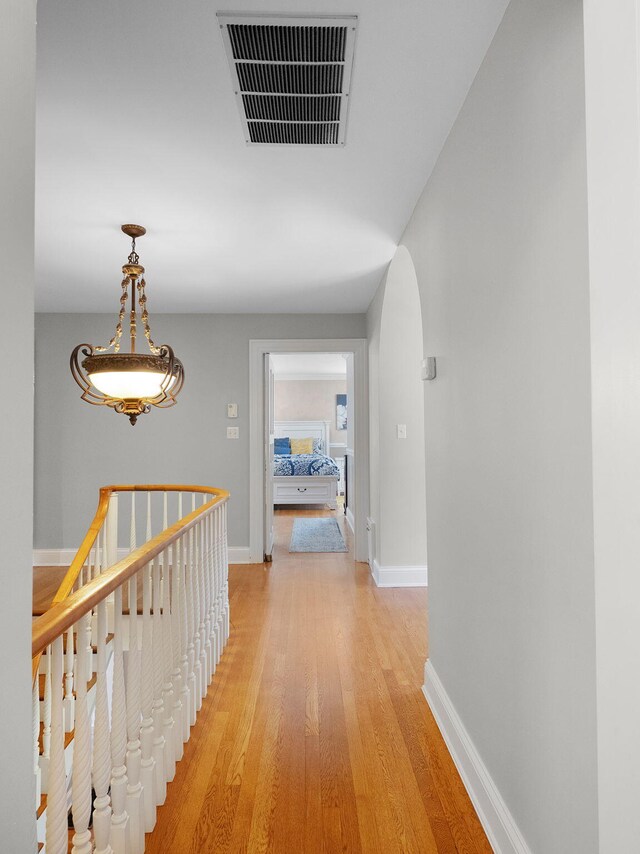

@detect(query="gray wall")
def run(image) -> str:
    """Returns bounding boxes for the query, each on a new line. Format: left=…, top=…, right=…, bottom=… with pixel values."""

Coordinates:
left=1, top=0, right=37, bottom=848
left=368, top=246, right=427, bottom=569
left=366, top=276, right=385, bottom=559
left=35, top=313, right=365, bottom=549
left=400, top=0, right=598, bottom=850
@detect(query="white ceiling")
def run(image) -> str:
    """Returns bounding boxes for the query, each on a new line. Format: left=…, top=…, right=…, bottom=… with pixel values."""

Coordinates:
left=35, top=0, right=508, bottom=314
left=271, top=352, right=347, bottom=378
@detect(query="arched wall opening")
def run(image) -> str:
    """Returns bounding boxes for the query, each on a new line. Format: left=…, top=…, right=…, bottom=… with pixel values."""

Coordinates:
left=369, top=245, right=427, bottom=585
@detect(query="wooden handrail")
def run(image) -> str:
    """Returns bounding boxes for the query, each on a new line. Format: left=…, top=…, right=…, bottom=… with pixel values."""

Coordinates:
left=33, top=487, right=229, bottom=659
left=33, top=485, right=232, bottom=846
left=32, top=485, right=229, bottom=675
left=48, top=484, right=226, bottom=610
left=47, top=488, right=112, bottom=608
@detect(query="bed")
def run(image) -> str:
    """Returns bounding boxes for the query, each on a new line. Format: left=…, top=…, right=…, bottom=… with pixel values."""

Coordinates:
left=273, top=420, right=340, bottom=509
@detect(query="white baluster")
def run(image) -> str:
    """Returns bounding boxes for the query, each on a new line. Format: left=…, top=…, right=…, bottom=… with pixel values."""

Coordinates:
left=63, top=625, right=75, bottom=732
left=146, top=492, right=152, bottom=544
left=93, top=597, right=113, bottom=854
left=209, top=508, right=218, bottom=671
left=223, top=502, right=230, bottom=643
left=88, top=541, right=98, bottom=652
left=129, top=491, right=137, bottom=554
left=196, top=518, right=207, bottom=702
left=125, top=598, right=144, bottom=853
left=186, top=523, right=197, bottom=726
left=83, top=601, right=93, bottom=701
left=106, top=492, right=119, bottom=568
left=171, top=524, right=184, bottom=762
left=40, top=642, right=51, bottom=793
left=71, top=617, right=93, bottom=854
left=159, top=495, right=167, bottom=605
left=151, top=557, right=167, bottom=803
left=110, top=586, right=130, bottom=853
left=45, top=636, right=67, bottom=854
left=178, top=530, right=191, bottom=744
left=177, top=495, right=190, bottom=744
left=161, top=495, right=176, bottom=782
left=191, top=495, right=203, bottom=710
left=214, top=505, right=223, bottom=666
left=202, top=511, right=213, bottom=685
left=213, top=508, right=220, bottom=661
left=125, top=493, right=144, bottom=854
left=139, top=550, right=157, bottom=831
left=32, top=677, right=41, bottom=810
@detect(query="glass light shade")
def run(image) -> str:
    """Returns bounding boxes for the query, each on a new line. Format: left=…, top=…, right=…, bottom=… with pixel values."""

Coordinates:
left=88, top=369, right=167, bottom=399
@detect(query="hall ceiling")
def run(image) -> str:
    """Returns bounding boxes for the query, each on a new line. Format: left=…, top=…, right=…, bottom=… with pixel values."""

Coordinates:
left=35, top=0, right=508, bottom=313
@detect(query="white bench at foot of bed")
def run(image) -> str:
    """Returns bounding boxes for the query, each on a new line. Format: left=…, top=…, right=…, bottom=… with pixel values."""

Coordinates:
left=273, top=475, right=338, bottom=510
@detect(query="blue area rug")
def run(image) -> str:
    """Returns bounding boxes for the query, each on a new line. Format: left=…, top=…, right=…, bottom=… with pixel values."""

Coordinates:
left=289, top=517, right=348, bottom=553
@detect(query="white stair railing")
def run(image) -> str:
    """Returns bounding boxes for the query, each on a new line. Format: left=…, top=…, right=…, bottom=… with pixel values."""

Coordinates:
left=32, top=484, right=230, bottom=854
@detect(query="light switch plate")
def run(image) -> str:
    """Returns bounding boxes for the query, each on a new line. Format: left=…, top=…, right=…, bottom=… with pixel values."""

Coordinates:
left=397, top=424, right=407, bottom=439
left=227, top=426, right=239, bottom=439
left=227, top=403, right=238, bottom=418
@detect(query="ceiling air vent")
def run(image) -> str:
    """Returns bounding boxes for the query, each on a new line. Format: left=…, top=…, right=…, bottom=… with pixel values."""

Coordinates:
left=217, top=13, right=357, bottom=146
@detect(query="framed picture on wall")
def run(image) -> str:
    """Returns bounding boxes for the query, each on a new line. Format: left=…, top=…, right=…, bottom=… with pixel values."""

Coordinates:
left=336, top=394, right=347, bottom=430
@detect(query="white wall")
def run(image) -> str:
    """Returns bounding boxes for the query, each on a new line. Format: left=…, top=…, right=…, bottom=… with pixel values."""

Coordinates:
left=368, top=246, right=427, bottom=571
left=391, top=0, right=598, bottom=850
left=0, top=0, right=37, bottom=848
left=583, top=1, right=640, bottom=850
left=34, top=313, right=365, bottom=552
left=274, top=379, right=347, bottom=446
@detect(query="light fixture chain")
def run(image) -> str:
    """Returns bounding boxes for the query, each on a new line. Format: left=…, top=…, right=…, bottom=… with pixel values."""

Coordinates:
left=94, top=277, right=128, bottom=353
left=137, top=278, right=162, bottom=355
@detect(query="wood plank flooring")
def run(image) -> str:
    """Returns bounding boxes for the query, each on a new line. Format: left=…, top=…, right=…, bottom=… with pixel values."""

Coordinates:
left=32, top=565, right=67, bottom=615
left=144, top=508, right=491, bottom=854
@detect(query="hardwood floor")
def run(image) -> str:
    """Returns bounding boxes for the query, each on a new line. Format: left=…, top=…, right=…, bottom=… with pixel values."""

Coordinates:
left=143, top=508, right=491, bottom=854
left=32, top=565, right=68, bottom=615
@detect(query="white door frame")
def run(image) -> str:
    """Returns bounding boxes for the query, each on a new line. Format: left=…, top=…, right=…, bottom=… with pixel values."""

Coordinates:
left=249, top=338, right=369, bottom=563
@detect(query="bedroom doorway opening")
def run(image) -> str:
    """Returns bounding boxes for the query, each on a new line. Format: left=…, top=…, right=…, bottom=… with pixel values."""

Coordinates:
left=268, top=352, right=350, bottom=557
left=249, top=339, right=368, bottom=565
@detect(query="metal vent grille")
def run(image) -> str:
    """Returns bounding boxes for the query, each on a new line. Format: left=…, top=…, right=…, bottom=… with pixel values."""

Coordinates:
left=243, top=94, right=341, bottom=123
left=218, top=14, right=357, bottom=146
left=236, top=64, right=344, bottom=95
left=248, top=122, right=340, bottom=145
left=228, top=24, right=346, bottom=62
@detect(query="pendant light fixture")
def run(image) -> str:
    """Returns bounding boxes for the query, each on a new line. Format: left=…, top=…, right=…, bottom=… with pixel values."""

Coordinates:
left=70, top=224, right=184, bottom=425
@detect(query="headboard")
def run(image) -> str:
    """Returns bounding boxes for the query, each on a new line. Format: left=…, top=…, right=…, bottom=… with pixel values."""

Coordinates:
left=273, top=420, right=331, bottom=455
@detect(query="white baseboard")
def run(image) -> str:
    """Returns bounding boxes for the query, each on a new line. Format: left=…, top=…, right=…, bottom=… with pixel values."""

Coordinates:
left=423, top=660, right=532, bottom=854
left=227, top=547, right=252, bottom=564
left=33, top=547, right=131, bottom=566
left=35, top=546, right=254, bottom=566
left=371, top=559, right=427, bottom=587
left=345, top=507, right=355, bottom=534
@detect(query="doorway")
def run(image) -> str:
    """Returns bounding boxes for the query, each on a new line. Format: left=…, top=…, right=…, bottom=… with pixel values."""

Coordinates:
left=249, top=339, right=368, bottom=564
left=268, top=352, right=349, bottom=556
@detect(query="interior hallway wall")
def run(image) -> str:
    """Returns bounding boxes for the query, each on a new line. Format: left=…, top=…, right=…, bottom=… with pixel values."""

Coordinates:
left=34, top=313, right=365, bottom=552
left=583, top=0, right=640, bottom=848
left=0, top=1, right=37, bottom=848
left=367, top=246, right=427, bottom=571
left=377, top=0, right=598, bottom=850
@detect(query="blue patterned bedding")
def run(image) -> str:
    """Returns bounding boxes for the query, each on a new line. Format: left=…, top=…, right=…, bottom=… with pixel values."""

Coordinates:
left=273, top=453, right=340, bottom=477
